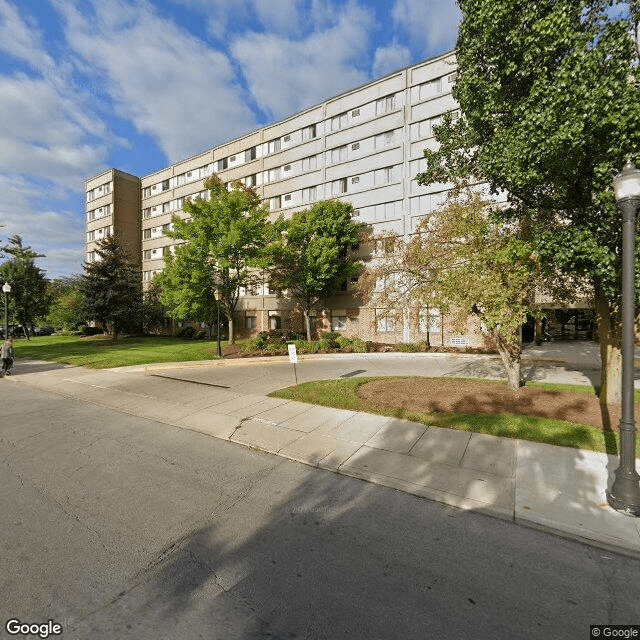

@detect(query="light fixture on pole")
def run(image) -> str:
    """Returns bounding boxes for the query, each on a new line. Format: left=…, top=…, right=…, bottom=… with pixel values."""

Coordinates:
left=2, top=282, right=10, bottom=340
left=214, top=289, right=222, bottom=358
left=608, top=160, right=640, bottom=516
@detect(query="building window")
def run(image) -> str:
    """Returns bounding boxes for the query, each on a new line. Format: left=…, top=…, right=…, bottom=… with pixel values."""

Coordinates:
left=267, top=138, right=281, bottom=154
left=143, top=229, right=151, bottom=239
left=376, top=309, right=395, bottom=332
left=302, top=124, right=317, bottom=140
left=162, top=202, right=171, bottom=213
left=333, top=178, right=347, bottom=195
left=161, top=179, right=170, bottom=191
left=245, top=173, right=257, bottom=187
left=217, top=157, right=228, bottom=171
left=331, top=112, right=348, bottom=131
left=284, top=193, right=292, bottom=202
left=270, top=196, right=281, bottom=210
left=376, top=94, right=396, bottom=115
left=419, top=308, right=441, bottom=333
left=245, top=146, right=257, bottom=162
left=331, top=145, right=347, bottom=163
left=87, top=251, right=96, bottom=262
left=245, top=316, right=257, bottom=330
left=331, top=314, right=347, bottom=331
left=269, top=314, right=281, bottom=330
left=142, top=186, right=151, bottom=198
left=87, top=231, right=94, bottom=242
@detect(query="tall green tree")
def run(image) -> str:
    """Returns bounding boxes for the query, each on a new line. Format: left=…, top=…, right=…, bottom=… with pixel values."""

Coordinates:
left=268, top=201, right=362, bottom=341
left=0, top=235, right=48, bottom=339
left=80, top=235, right=142, bottom=342
left=46, top=276, right=87, bottom=331
left=160, top=175, right=272, bottom=343
left=142, top=277, right=169, bottom=335
left=417, top=0, right=640, bottom=404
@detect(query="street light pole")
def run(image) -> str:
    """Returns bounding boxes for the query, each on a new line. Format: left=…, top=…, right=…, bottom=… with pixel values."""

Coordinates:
left=214, top=289, right=222, bottom=358
left=608, top=160, right=640, bottom=516
left=2, top=282, right=10, bottom=340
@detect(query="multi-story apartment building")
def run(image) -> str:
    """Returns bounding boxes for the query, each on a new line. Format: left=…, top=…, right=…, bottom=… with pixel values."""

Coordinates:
left=84, top=49, right=498, bottom=347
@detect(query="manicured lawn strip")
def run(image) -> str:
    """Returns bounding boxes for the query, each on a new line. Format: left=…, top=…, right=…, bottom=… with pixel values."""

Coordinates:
left=12, top=334, right=226, bottom=368
left=269, top=376, right=640, bottom=457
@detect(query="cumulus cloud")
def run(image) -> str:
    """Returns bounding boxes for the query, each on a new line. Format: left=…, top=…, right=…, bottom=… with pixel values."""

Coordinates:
left=372, top=42, right=412, bottom=78
left=55, top=0, right=258, bottom=162
left=391, top=0, right=460, bottom=56
left=0, top=175, right=84, bottom=278
left=0, top=0, right=54, bottom=72
left=231, top=2, right=375, bottom=120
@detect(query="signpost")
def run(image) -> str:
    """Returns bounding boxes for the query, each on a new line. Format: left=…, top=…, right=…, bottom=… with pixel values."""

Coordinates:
left=287, top=342, right=298, bottom=384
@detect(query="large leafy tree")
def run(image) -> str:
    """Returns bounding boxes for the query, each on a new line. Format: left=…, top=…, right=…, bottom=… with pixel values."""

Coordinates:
left=360, top=193, right=553, bottom=390
left=0, top=235, right=49, bottom=339
left=269, top=201, right=362, bottom=341
left=80, top=235, right=142, bottom=342
left=46, top=276, right=87, bottom=331
left=418, top=0, right=640, bottom=404
left=160, top=175, right=271, bottom=343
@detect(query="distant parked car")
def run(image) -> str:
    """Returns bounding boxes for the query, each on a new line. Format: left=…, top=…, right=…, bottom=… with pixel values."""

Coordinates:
left=33, top=326, right=55, bottom=336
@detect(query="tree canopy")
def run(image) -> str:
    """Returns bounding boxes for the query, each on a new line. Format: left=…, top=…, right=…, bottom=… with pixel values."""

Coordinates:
left=268, top=200, right=362, bottom=341
left=80, top=235, right=142, bottom=342
left=361, top=193, right=551, bottom=389
left=0, top=235, right=48, bottom=338
left=159, top=175, right=272, bottom=342
left=417, top=0, right=640, bottom=403
left=46, top=276, right=87, bottom=331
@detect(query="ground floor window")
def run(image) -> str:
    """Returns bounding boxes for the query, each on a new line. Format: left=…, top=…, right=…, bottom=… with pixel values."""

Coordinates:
left=269, top=314, right=281, bottom=330
left=419, top=308, right=441, bottom=333
left=245, top=316, right=256, bottom=330
left=376, top=309, right=395, bottom=332
left=331, top=310, right=347, bottom=331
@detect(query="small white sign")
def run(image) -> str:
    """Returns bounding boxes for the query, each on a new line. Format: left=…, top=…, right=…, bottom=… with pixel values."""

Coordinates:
left=287, top=343, right=298, bottom=364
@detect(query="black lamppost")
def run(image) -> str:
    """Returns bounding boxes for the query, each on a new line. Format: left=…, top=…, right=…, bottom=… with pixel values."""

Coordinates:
left=214, top=289, right=222, bottom=358
left=2, top=282, right=10, bottom=340
left=608, top=160, right=640, bottom=516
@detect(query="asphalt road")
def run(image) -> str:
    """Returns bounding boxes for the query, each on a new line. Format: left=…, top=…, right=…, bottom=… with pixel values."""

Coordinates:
left=1, top=378, right=639, bottom=640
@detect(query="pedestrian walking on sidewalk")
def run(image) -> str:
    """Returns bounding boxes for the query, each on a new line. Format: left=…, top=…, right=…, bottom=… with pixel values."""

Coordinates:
left=1, top=338, right=14, bottom=376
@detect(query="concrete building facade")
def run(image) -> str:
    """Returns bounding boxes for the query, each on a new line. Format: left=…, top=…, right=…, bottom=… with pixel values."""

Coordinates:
left=85, top=50, right=494, bottom=347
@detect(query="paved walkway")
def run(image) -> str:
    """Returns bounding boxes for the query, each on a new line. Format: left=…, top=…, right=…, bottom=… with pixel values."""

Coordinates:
left=6, top=342, right=640, bottom=558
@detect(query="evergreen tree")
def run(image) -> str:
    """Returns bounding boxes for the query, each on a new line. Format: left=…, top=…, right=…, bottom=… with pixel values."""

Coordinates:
left=81, top=235, right=142, bottom=342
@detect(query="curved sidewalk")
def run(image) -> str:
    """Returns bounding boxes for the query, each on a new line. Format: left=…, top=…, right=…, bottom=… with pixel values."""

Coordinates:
left=7, top=349, right=640, bottom=559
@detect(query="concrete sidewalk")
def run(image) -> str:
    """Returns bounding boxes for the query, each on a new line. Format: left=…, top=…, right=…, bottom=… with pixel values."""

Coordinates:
left=7, top=351, right=640, bottom=559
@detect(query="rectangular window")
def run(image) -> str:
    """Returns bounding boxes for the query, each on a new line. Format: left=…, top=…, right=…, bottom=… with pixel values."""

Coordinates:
left=245, top=146, right=257, bottom=161
left=268, top=138, right=281, bottom=153
left=217, top=157, right=228, bottom=171
left=245, top=316, right=257, bottom=330
left=419, top=308, right=441, bottom=333
left=302, top=123, right=317, bottom=140
left=269, top=315, right=281, bottom=330
left=333, top=178, right=347, bottom=195
left=283, top=134, right=291, bottom=143
left=143, top=229, right=152, bottom=239
left=376, top=309, right=395, bottom=333
left=351, top=108, right=360, bottom=117
left=270, top=196, right=281, bottom=210
left=87, top=231, right=94, bottom=242
left=351, top=176, right=360, bottom=184
left=161, top=179, right=170, bottom=191
left=284, top=193, right=292, bottom=202
left=142, top=187, right=151, bottom=198
left=162, top=202, right=171, bottom=213
left=331, top=315, right=347, bottom=331
left=351, top=142, right=360, bottom=151
left=245, top=174, right=257, bottom=187
left=376, top=94, right=396, bottom=115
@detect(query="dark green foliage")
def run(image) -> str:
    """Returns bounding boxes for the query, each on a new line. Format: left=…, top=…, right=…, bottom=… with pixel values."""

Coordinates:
left=268, top=200, right=362, bottom=341
left=417, top=0, right=640, bottom=401
left=0, top=235, right=49, bottom=339
left=80, top=235, right=142, bottom=342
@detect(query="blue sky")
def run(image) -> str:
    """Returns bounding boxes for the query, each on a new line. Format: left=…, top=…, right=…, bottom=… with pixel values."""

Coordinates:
left=0, top=0, right=460, bottom=278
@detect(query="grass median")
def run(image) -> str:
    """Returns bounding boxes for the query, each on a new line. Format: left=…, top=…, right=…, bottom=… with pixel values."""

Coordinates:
left=11, top=333, right=226, bottom=368
left=270, top=376, right=640, bottom=457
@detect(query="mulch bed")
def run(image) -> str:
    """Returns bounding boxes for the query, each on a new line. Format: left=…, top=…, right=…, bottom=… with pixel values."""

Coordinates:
left=356, top=378, right=636, bottom=432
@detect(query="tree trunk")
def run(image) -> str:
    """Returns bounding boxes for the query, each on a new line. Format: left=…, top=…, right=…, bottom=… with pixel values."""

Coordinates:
left=303, top=309, right=311, bottom=342
left=494, top=330, right=522, bottom=392
left=596, top=288, right=622, bottom=406
left=228, top=314, right=234, bottom=344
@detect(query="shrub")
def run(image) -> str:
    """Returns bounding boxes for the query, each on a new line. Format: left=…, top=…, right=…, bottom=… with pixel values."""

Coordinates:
left=397, top=342, right=421, bottom=352
left=179, top=326, right=196, bottom=339
left=77, top=325, right=103, bottom=336
left=193, top=330, right=206, bottom=339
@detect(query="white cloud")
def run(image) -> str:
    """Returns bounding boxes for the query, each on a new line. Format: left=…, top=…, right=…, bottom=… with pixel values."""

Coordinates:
left=55, top=0, right=258, bottom=162
left=0, top=0, right=54, bottom=72
left=231, top=2, right=375, bottom=119
left=0, top=175, right=85, bottom=278
left=391, top=0, right=460, bottom=55
left=372, top=42, right=412, bottom=78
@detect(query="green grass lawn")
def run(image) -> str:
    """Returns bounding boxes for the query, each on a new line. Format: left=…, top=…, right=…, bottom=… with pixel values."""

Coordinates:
left=11, top=333, right=227, bottom=368
left=270, top=376, right=640, bottom=457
